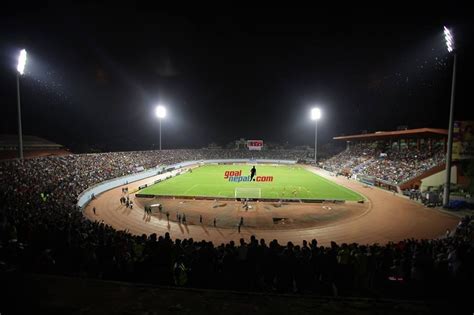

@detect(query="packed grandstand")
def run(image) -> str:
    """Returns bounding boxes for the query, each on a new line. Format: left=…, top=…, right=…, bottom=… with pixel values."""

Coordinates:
left=0, top=148, right=472, bottom=299
left=322, top=143, right=446, bottom=185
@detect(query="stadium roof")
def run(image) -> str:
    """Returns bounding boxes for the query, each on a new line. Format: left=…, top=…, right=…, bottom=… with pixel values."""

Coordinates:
left=333, top=128, right=448, bottom=141
left=0, top=134, right=63, bottom=149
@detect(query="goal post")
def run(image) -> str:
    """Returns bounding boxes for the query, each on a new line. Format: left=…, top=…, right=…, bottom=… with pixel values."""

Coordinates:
left=234, top=187, right=261, bottom=199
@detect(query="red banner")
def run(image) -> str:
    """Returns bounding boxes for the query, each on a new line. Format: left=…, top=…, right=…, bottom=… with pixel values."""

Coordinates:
left=247, top=140, right=263, bottom=151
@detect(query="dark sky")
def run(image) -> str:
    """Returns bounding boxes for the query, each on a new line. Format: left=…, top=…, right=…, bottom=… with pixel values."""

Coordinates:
left=0, top=3, right=473, bottom=151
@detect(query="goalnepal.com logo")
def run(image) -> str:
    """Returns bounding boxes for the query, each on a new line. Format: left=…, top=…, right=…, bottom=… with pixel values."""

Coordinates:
left=223, top=170, right=274, bottom=182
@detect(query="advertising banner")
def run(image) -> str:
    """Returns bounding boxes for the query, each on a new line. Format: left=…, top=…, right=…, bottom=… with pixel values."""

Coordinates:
left=247, top=140, right=263, bottom=151
left=453, top=121, right=474, bottom=160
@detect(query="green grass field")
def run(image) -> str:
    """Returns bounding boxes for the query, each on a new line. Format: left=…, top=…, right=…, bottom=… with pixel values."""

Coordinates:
left=139, top=164, right=363, bottom=201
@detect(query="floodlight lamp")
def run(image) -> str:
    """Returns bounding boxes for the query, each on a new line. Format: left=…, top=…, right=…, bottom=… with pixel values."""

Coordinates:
left=155, top=105, right=166, bottom=118
left=443, top=26, right=454, bottom=53
left=17, top=49, right=27, bottom=75
left=311, top=107, right=321, bottom=120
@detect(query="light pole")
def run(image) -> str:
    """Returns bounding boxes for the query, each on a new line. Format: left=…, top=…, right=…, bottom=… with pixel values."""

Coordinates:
left=442, top=26, right=457, bottom=208
left=155, top=105, right=166, bottom=150
left=311, top=107, right=321, bottom=165
left=16, top=49, right=27, bottom=161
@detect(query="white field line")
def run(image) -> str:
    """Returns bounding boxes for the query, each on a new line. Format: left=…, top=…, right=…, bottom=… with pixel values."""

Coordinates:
left=183, top=184, right=199, bottom=194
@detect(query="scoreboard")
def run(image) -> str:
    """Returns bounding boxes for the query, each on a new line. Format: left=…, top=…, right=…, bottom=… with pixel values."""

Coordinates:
left=247, top=140, right=263, bottom=151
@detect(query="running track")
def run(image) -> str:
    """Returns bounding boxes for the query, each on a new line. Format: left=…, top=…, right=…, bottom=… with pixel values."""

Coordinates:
left=84, top=167, right=459, bottom=246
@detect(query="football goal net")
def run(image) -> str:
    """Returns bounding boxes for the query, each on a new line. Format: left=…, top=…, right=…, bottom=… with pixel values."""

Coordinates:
left=234, top=187, right=262, bottom=199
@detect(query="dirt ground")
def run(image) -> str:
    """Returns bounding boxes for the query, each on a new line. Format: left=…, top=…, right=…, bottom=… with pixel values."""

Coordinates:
left=84, top=166, right=459, bottom=246
left=135, top=197, right=368, bottom=230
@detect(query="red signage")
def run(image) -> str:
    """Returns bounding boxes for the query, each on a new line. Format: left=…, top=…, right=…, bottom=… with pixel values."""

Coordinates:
left=223, top=169, right=273, bottom=182
left=247, top=140, right=263, bottom=151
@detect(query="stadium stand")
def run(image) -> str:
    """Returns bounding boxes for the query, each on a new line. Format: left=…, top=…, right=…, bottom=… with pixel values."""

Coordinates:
left=323, top=144, right=445, bottom=185
left=0, top=149, right=472, bottom=304
left=322, top=128, right=448, bottom=188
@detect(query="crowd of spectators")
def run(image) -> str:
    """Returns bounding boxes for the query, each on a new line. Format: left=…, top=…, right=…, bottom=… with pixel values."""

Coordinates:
left=0, top=149, right=308, bottom=214
left=358, top=149, right=445, bottom=184
left=322, top=143, right=376, bottom=174
left=1, top=210, right=472, bottom=298
left=323, top=143, right=445, bottom=185
left=0, top=149, right=472, bottom=300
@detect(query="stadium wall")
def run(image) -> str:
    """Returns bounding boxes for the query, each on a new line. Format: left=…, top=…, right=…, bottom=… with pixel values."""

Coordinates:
left=77, top=166, right=164, bottom=208
left=77, top=159, right=297, bottom=208
left=420, top=165, right=457, bottom=192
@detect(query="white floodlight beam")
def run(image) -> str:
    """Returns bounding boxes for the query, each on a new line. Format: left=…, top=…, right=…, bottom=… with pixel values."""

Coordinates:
left=310, top=107, right=322, bottom=164
left=17, top=49, right=27, bottom=75
left=155, top=105, right=166, bottom=118
left=155, top=104, right=167, bottom=150
left=311, top=107, right=321, bottom=121
left=443, top=26, right=454, bottom=53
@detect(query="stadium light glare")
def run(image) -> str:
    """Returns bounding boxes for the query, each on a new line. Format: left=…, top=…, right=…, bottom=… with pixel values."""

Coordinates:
left=311, top=107, right=321, bottom=120
left=443, top=26, right=454, bottom=52
left=442, top=26, right=457, bottom=207
left=155, top=105, right=166, bottom=118
left=15, top=49, right=28, bottom=161
left=155, top=104, right=166, bottom=150
left=17, top=49, right=27, bottom=75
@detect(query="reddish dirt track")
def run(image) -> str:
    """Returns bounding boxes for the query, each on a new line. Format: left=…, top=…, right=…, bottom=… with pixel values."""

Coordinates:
left=84, top=166, right=459, bottom=246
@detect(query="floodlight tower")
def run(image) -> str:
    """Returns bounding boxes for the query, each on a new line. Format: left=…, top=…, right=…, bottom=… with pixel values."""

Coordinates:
left=442, top=26, right=457, bottom=208
left=311, top=107, right=321, bottom=165
left=155, top=105, right=166, bottom=150
left=16, top=49, right=27, bottom=161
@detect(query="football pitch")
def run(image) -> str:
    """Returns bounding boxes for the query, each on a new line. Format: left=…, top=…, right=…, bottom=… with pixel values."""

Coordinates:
left=138, top=164, right=364, bottom=201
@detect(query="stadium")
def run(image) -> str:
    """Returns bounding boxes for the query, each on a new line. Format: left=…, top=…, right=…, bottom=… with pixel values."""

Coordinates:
left=75, top=135, right=462, bottom=246
left=1, top=7, right=473, bottom=315
left=2, top=136, right=473, bottom=313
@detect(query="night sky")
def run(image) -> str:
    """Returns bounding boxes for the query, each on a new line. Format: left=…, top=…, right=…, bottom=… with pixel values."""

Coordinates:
left=0, top=3, right=473, bottom=152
